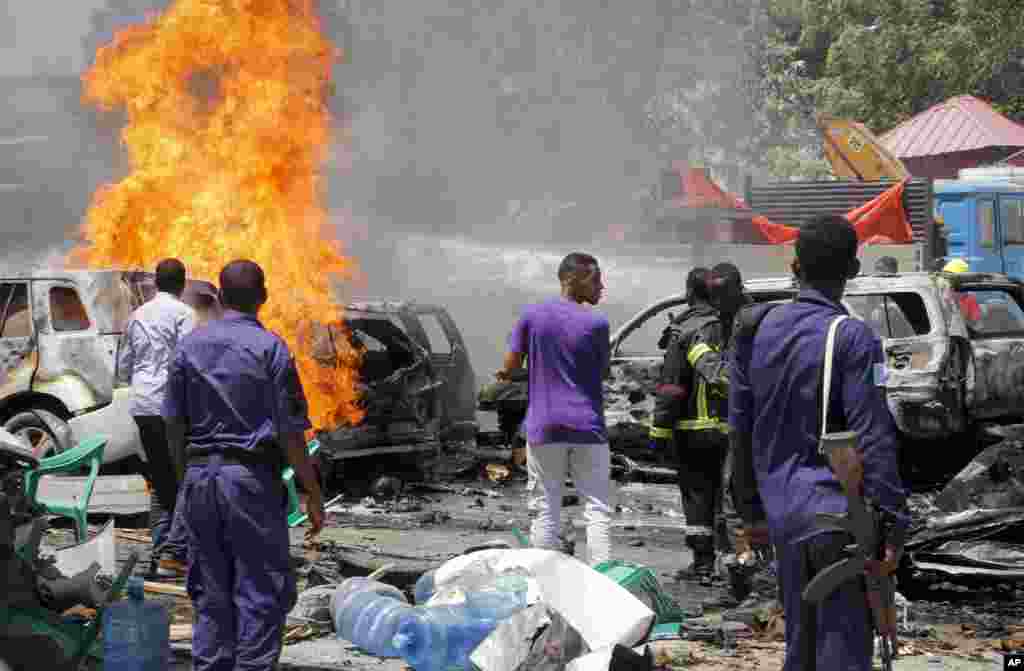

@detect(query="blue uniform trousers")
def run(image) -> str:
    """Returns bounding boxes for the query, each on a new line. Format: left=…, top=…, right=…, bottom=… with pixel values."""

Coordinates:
left=180, top=454, right=297, bottom=671
left=778, top=532, right=873, bottom=671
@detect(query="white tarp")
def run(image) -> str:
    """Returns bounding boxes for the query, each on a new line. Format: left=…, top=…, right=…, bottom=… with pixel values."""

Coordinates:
left=434, top=548, right=655, bottom=651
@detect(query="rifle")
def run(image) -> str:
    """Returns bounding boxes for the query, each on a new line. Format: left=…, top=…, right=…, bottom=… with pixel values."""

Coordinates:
left=802, top=431, right=898, bottom=671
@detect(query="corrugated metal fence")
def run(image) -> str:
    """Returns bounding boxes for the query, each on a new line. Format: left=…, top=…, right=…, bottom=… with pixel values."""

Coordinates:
left=744, top=178, right=936, bottom=248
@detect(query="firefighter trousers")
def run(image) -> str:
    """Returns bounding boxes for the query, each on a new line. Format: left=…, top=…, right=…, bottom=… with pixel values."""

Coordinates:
left=675, top=429, right=733, bottom=554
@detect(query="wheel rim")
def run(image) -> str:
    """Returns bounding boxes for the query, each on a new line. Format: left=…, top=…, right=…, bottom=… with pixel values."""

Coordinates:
left=16, top=426, right=59, bottom=460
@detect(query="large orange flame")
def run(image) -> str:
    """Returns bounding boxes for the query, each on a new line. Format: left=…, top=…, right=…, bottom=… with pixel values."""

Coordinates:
left=71, top=0, right=364, bottom=430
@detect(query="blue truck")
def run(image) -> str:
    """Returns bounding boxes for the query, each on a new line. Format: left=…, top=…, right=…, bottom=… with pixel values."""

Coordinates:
left=936, top=167, right=1024, bottom=278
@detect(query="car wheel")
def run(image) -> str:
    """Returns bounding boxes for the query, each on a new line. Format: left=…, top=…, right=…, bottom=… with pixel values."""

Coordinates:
left=4, top=410, right=71, bottom=461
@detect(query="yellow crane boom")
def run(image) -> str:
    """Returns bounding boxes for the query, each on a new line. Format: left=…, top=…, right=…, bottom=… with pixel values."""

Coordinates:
left=817, top=115, right=910, bottom=181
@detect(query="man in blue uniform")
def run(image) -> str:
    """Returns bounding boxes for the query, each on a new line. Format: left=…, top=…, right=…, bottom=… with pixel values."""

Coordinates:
left=730, top=215, right=909, bottom=671
left=164, top=260, right=324, bottom=671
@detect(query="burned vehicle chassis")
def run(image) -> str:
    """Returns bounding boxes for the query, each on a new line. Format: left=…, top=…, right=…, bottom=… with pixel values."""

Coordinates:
left=313, top=300, right=478, bottom=477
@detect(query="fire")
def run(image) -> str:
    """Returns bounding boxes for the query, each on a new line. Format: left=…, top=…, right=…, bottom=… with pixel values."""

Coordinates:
left=71, top=0, right=364, bottom=430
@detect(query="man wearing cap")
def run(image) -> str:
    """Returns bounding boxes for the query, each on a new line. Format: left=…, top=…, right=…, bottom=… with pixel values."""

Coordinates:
left=943, top=258, right=982, bottom=323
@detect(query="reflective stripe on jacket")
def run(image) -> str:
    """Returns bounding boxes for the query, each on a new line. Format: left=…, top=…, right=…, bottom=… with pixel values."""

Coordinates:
left=650, top=303, right=728, bottom=438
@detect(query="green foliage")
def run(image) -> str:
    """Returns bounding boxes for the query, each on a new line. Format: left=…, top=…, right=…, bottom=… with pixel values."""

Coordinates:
left=766, top=0, right=1024, bottom=134
left=750, top=0, right=1024, bottom=179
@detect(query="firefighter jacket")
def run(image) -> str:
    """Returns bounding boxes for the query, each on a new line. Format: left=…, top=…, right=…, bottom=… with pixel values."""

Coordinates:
left=650, top=302, right=729, bottom=439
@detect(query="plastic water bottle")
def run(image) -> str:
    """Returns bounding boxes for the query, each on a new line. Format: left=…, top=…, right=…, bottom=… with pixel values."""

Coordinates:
left=349, top=595, right=417, bottom=657
left=331, top=577, right=407, bottom=635
left=103, top=576, right=170, bottom=671
left=463, top=575, right=528, bottom=621
left=392, top=606, right=499, bottom=671
left=414, top=570, right=436, bottom=605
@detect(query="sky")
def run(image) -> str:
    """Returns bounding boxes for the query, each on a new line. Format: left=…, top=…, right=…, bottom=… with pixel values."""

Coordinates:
left=0, top=1, right=107, bottom=77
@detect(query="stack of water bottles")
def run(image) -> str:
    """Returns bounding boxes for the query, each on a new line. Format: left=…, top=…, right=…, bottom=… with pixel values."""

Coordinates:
left=331, top=569, right=530, bottom=671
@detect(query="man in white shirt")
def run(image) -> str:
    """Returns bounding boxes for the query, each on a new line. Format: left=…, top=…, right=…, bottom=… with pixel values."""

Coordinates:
left=117, top=259, right=196, bottom=577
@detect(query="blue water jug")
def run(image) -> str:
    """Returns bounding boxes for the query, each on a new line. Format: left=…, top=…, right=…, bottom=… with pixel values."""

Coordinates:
left=103, top=576, right=170, bottom=671
left=392, top=606, right=498, bottom=671
left=332, top=578, right=408, bottom=641
left=349, top=595, right=417, bottom=657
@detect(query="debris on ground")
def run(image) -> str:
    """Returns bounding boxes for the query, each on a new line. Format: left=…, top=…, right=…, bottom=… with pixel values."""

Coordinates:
left=901, top=439, right=1024, bottom=587
left=933, top=440, right=1024, bottom=513
left=31, top=463, right=1024, bottom=670
left=487, top=464, right=512, bottom=482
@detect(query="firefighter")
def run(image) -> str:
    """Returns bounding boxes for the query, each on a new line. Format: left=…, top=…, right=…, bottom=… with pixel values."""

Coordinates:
left=651, top=267, right=730, bottom=581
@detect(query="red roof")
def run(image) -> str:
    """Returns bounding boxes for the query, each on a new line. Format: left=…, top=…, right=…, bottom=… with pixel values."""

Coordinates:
left=881, top=96, right=1024, bottom=158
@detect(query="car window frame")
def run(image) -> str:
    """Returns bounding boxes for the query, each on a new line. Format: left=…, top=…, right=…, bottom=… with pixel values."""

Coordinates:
left=612, top=297, right=688, bottom=359
left=843, top=291, right=932, bottom=339
left=0, top=281, right=33, bottom=339
left=958, top=285, right=1024, bottom=339
left=47, top=283, right=93, bottom=334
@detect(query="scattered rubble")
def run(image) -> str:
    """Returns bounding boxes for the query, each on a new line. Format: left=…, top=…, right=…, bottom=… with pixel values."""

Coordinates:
left=902, top=440, right=1024, bottom=589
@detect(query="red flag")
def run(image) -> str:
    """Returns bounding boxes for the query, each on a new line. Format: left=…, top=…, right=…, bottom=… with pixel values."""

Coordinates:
left=670, top=165, right=913, bottom=245
left=676, top=164, right=743, bottom=209
left=750, top=180, right=913, bottom=245
left=845, top=180, right=913, bottom=242
left=752, top=214, right=799, bottom=244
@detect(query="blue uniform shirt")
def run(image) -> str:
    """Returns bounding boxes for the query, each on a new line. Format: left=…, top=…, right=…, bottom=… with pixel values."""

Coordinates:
left=162, top=310, right=312, bottom=455
left=730, top=289, right=909, bottom=545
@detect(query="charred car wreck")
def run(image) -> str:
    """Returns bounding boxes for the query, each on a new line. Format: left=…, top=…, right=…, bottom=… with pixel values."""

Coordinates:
left=313, top=300, right=478, bottom=471
left=0, top=269, right=217, bottom=464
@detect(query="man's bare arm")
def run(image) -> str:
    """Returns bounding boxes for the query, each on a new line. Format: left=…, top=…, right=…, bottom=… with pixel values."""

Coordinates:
left=496, top=351, right=525, bottom=380
left=284, top=431, right=324, bottom=537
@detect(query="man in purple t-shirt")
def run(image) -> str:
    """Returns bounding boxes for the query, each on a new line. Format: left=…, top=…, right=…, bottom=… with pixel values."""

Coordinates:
left=498, top=252, right=612, bottom=564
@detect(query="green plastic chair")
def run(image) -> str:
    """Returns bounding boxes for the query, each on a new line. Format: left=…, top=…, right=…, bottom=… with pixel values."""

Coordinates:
left=283, top=439, right=321, bottom=527
left=24, top=436, right=106, bottom=544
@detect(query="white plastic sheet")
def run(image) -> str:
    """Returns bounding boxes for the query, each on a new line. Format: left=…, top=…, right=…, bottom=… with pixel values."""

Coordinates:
left=433, top=548, right=654, bottom=651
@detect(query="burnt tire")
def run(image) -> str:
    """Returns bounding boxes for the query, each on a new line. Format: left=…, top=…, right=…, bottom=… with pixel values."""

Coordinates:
left=4, top=409, right=72, bottom=462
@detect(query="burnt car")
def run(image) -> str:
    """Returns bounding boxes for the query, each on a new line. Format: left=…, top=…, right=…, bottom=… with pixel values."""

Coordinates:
left=607, top=271, right=1024, bottom=457
left=0, top=269, right=217, bottom=463
left=312, top=300, right=478, bottom=468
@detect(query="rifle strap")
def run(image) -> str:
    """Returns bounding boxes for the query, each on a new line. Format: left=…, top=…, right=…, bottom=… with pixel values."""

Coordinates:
left=820, top=315, right=849, bottom=442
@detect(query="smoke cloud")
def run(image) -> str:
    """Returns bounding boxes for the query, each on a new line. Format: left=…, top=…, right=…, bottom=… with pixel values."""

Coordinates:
left=3, top=0, right=763, bottom=376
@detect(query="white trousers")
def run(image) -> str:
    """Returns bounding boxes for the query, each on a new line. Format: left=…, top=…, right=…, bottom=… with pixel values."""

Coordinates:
left=526, top=442, right=612, bottom=565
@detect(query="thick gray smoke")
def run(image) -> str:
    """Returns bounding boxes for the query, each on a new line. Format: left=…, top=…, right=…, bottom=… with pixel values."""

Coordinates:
left=335, top=1, right=764, bottom=375
left=2, top=0, right=763, bottom=378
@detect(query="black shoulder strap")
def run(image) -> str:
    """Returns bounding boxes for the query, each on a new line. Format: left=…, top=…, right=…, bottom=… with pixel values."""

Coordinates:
left=736, top=302, right=781, bottom=342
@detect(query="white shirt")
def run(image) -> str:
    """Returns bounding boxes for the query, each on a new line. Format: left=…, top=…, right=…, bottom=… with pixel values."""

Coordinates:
left=117, top=292, right=197, bottom=416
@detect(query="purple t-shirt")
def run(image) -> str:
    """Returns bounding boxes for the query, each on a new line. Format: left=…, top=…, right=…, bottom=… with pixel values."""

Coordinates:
left=508, top=297, right=610, bottom=446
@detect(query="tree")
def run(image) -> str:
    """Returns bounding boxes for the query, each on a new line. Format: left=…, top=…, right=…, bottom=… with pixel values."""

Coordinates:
left=777, top=0, right=1024, bottom=132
